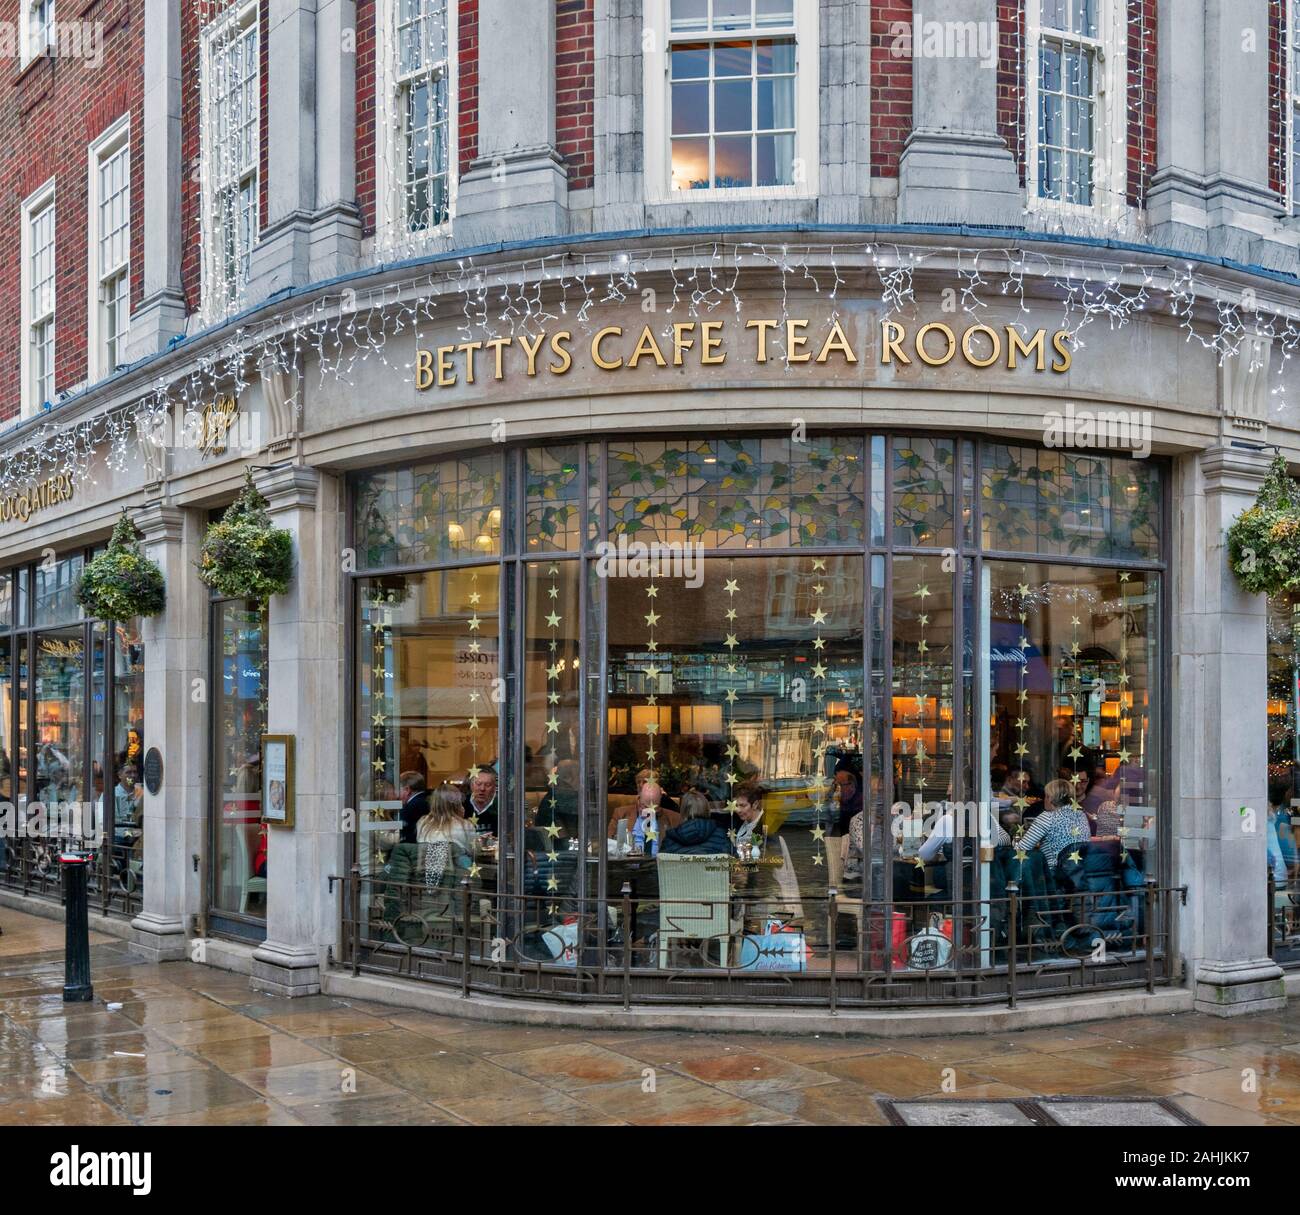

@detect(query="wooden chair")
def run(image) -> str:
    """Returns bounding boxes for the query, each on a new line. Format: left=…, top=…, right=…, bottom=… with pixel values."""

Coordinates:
left=826, top=834, right=864, bottom=940
left=656, top=854, right=741, bottom=968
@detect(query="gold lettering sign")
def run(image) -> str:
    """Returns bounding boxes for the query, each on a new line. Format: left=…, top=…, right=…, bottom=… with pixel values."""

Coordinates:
left=39, top=636, right=83, bottom=658
left=200, top=395, right=239, bottom=457
left=0, top=473, right=75, bottom=526
left=414, top=319, right=1072, bottom=388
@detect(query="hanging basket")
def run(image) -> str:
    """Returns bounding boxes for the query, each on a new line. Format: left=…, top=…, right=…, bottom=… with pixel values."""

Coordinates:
left=1227, top=454, right=1300, bottom=595
left=197, top=470, right=294, bottom=602
left=76, top=511, right=167, bottom=621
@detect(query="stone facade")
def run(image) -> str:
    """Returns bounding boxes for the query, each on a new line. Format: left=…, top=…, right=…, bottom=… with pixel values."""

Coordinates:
left=0, top=2, right=1297, bottom=1019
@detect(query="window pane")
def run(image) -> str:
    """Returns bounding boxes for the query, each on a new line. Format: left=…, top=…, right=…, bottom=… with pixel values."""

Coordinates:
left=671, top=81, right=710, bottom=134
left=35, top=627, right=86, bottom=811
left=35, top=554, right=84, bottom=627
left=713, top=134, right=752, bottom=186
left=525, top=445, right=583, bottom=553
left=107, top=621, right=145, bottom=898
left=523, top=561, right=582, bottom=908
left=714, top=40, right=752, bottom=76
left=756, top=0, right=794, bottom=27
left=354, top=452, right=503, bottom=569
left=755, top=132, right=794, bottom=185
left=1266, top=593, right=1300, bottom=962
left=983, top=563, right=1160, bottom=889
left=713, top=79, right=751, bottom=132
left=892, top=436, right=954, bottom=548
left=714, top=0, right=752, bottom=31
left=889, top=556, right=961, bottom=909
left=670, top=0, right=708, bottom=33
left=670, top=42, right=710, bottom=80
left=355, top=569, right=501, bottom=921
left=607, top=435, right=864, bottom=549
left=605, top=553, right=865, bottom=966
left=212, top=603, right=268, bottom=919
left=757, top=75, right=794, bottom=130
left=756, top=36, right=795, bottom=75
left=671, top=137, right=711, bottom=190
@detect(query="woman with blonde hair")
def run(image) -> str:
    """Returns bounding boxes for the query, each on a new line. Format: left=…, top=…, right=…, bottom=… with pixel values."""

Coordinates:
left=1013, top=778, right=1090, bottom=870
left=379, top=785, right=477, bottom=940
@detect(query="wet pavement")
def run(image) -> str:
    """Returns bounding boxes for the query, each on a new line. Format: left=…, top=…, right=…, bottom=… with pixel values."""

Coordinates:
left=2, top=908, right=1298, bottom=1126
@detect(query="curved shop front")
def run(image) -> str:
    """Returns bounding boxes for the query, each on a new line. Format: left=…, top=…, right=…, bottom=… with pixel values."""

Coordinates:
left=328, top=270, right=1190, bottom=1011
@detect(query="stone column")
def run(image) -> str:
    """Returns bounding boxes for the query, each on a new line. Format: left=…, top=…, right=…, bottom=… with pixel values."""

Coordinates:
left=249, top=466, right=347, bottom=997
left=455, top=0, right=569, bottom=245
left=128, top=506, right=207, bottom=962
left=1173, top=445, right=1285, bottom=1016
left=310, top=0, right=362, bottom=279
left=248, top=1, right=317, bottom=301
left=128, top=0, right=187, bottom=359
left=1146, top=0, right=1208, bottom=250
left=896, top=0, right=1021, bottom=226
left=1202, top=0, right=1287, bottom=264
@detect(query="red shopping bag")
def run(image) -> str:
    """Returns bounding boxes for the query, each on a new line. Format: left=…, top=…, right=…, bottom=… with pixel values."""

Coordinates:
left=866, top=910, right=909, bottom=969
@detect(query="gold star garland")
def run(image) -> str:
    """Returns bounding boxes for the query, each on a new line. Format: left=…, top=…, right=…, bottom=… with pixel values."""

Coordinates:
left=908, top=568, right=935, bottom=872
left=367, top=597, right=392, bottom=802
left=721, top=567, right=744, bottom=849
left=1064, top=598, right=1087, bottom=809
left=542, top=562, right=563, bottom=909
left=1010, top=577, right=1033, bottom=842
left=1115, top=570, right=1134, bottom=859
left=806, top=558, right=830, bottom=869
left=464, top=568, right=487, bottom=789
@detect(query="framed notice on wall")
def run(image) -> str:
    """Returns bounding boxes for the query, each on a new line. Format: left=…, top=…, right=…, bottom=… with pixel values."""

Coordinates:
left=261, top=734, right=295, bottom=828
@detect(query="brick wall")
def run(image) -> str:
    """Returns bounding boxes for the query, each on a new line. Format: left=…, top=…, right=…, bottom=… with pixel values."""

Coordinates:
left=869, top=0, right=912, bottom=178
left=1269, top=0, right=1285, bottom=201
left=356, top=0, right=375, bottom=236
left=556, top=0, right=593, bottom=191
left=997, top=0, right=1025, bottom=184
left=1126, top=0, right=1157, bottom=207
left=354, top=1, right=476, bottom=236
left=458, top=0, right=478, bottom=176
left=0, top=0, right=143, bottom=423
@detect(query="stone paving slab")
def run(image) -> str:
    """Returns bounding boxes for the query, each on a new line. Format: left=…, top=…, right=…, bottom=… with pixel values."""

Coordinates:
left=0, top=908, right=1296, bottom=1127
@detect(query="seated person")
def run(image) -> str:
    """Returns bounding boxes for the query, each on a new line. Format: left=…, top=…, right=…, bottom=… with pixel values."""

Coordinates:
left=635, top=767, right=678, bottom=814
left=916, top=799, right=1010, bottom=863
left=733, top=782, right=765, bottom=855
left=1012, top=778, right=1090, bottom=870
left=661, top=791, right=730, bottom=855
left=608, top=777, right=681, bottom=850
left=537, top=757, right=581, bottom=843
left=462, top=769, right=500, bottom=835
left=112, top=763, right=142, bottom=845
left=380, top=787, right=478, bottom=935
left=398, top=770, right=433, bottom=843
left=833, top=757, right=864, bottom=835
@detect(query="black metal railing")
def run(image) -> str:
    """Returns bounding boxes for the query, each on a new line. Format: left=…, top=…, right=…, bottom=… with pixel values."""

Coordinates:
left=329, top=864, right=1185, bottom=1010
left=0, top=833, right=143, bottom=922
left=1269, top=872, right=1300, bottom=968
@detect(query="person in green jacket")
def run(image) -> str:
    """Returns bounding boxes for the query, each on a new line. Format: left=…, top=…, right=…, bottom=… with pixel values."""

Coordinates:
left=377, top=786, right=477, bottom=945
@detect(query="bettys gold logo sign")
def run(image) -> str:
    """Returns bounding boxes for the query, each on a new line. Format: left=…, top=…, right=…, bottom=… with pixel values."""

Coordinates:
left=414, top=319, right=1073, bottom=389
left=39, top=636, right=83, bottom=658
left=0, top=473, right=74, bottom=525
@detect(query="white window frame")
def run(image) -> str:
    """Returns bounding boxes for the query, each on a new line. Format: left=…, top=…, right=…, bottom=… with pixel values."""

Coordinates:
left=1287, top=0, right=1299, bottom=216
left=87, top=114, right=131, bottom=381
left=643, top=0, right=819, bottom=203
left=20, top=0, right=55, bottom=69
left=20, top=178, right=56, bottom=418
left=1025, top=0, right=1127, bottom=223
left=375, top=0, right=458, bottom=249
left=199, top=0, right=260, bottom=319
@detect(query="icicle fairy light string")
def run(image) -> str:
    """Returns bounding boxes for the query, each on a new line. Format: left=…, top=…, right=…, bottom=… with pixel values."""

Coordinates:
left=3, top=237, right=1299, bottom=502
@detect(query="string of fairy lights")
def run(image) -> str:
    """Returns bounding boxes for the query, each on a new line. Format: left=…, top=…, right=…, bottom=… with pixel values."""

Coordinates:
left=540, top=561, right=564, bottom=909
left=4, top=236, right=1300, bottom=506
left=807, top=557, right=830, bottom=871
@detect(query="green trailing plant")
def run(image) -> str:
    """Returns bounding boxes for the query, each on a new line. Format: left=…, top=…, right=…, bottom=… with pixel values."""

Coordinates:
left=197, top=469, right=294, bottom=602
left=1228, top=454, right=1300, bottom=595
left=76, top=511, right=167, bottom=621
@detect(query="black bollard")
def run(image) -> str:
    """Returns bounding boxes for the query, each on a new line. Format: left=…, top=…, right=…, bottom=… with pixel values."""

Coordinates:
left=61, top=851, right=94, bottom=1003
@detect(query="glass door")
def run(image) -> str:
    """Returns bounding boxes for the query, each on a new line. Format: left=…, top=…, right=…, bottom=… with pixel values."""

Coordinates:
left=209, top=599, right=269, bottom=939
